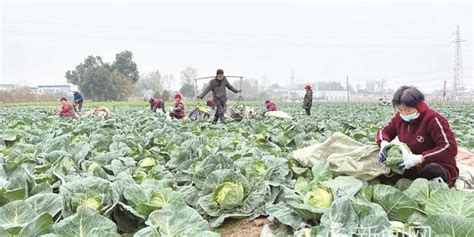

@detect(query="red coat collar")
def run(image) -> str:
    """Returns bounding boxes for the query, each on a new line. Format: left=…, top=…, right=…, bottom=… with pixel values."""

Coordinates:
left=402, top=102, right=429, bottom=125
left=417, top=101, right=428, bottom=113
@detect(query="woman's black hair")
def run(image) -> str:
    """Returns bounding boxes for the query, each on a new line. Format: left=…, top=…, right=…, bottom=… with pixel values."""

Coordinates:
left=392, top=86, right=425, bottom=108
left=216, top=69, right=224, bottom=75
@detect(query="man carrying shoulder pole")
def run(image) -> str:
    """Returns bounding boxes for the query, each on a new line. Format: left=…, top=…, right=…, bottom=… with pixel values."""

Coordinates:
left=196, top=69, right=241, bottom=124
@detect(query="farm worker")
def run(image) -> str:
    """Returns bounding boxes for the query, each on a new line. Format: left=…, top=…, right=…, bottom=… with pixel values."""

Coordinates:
left=149, top=97, right=166, bottom=113
left=169, top=93, right=185, bottom=119
left=265, top=100, right=277, bottom=112
left=57, top=97, right=77, bottom=118
left=196, top=69, right=241, bottom=124
left=206, top=98, right=216, bottom=110
left=303, top=85, right=313, bottom=115
left=261, top=100, right=278, bottom=117
left=376, top=86, right=458, bottom=187
left=72, top=89, right=84, bottom=112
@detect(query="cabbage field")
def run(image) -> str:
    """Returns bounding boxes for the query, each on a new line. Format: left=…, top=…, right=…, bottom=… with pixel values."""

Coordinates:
left=0, top=103, right=473, bottom=236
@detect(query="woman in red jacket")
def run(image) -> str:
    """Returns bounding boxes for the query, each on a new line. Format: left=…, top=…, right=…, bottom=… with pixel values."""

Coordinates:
left=265, top=100, right=277, bottom=112
left=376, top=86, right=458, bottom=187
left=149, top=97, right=166, bottom=113
left=57, top=97, right=77, bottom=118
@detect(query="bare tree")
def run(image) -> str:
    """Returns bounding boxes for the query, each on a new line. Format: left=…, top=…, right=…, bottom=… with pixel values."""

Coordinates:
left=162, top=74, right=175, bottom=91
left=365, top=80, right=376, bottom=94
left=180, top=66, right=198, bottom=85
left=374, top=79, right=387, bottom=95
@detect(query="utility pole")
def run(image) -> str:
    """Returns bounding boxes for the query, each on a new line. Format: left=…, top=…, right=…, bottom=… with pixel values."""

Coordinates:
left=452, top=25, right=465, bottom=101
left=346, top=76, right=349, bottom=102
left=443, top=80, right=447, bottom=104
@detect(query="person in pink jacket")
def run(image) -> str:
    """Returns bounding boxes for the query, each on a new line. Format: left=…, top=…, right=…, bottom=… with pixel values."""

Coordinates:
left=57, top=97, right=77, bottom=118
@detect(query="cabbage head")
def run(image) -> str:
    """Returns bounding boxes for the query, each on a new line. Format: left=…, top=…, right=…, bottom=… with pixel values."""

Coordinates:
left=245, top=160, right=268, bottom=177
left=149, top=192, right=167, bottom=208
left=384, top=143, right=411, bottom=174
left=82, top=197, right=102, bottom=210
left=87, top=162, right=101, bottom=172
left=139, top=157, right=157, bottom=168
left=212, top=182, right=244, bottom=210
left=132, top=169, right=148, bottom=184
left=304, top=187, right=333, bottom=209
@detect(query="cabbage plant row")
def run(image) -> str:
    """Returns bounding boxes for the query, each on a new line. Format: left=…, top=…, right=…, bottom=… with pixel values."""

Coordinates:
left=0, top=103, right=473, bottom=236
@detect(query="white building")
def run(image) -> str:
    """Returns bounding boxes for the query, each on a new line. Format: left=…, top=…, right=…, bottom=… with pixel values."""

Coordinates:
left=34, top=85, right=71, bottom=94
left=314, top=90, right=348, bottom=101
left=0, top=84, right=21, bottom=91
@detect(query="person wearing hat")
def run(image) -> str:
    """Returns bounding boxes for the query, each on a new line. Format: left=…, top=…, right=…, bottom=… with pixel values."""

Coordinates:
left=72, top=89, right=84, bottom=112
left=376, top=86, right=458, bottom=187
left=303, top=85, right=313, bottom=115
left=149, top=97, right=166, bottom=113
left=57, top=97, right=77, bottom=118
left=196, top=69, right=241, bottom=124
left=169, top=93, right=185, bottom=119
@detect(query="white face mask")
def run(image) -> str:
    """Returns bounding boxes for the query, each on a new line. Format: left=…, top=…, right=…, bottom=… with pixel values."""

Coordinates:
left=400, top=112, right=419, bottom=122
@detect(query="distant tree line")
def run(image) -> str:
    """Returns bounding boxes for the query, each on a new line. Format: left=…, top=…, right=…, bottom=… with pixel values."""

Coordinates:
left=64, top=52, right=396, bottom=102
left=65, top=51, right=139, bottom=101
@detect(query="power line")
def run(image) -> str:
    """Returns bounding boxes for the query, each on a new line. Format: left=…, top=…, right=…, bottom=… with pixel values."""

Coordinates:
left=4, top=17, right=460, bottom=41
left=381, top=70, right=452, bottom=79
left=1, top=29, right=463, bottom=48
left=385, top=77, right=453, bottom=85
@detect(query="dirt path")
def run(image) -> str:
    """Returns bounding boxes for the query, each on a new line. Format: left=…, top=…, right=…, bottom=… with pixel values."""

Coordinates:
left=217, top=217, right=269, bottom=237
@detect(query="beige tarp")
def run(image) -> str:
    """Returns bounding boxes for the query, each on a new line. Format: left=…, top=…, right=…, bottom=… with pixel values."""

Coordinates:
left=82, top=106, right=111, bottom=118
left=455, top=147, right=474, bottom=189
left=265, top=111, right=292, bottom=119
left=291, top=132, right=474, bottom=189
left=456, top=147, right=474, bottom=167
left=291, top=132, right=388, bottom=181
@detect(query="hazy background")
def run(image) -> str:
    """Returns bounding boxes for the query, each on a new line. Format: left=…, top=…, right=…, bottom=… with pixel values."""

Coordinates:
left=2, top=1, right=473, bottom=92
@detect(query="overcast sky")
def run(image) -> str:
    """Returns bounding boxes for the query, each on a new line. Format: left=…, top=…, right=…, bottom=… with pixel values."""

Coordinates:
left=1, top=1, right=473, bottom=92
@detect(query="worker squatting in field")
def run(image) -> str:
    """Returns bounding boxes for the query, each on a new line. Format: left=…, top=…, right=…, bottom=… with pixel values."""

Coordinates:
left=149, top=97, right=166, bottom=113
left=376, top=86, right=459, bottom=187
left=57, top=97, right=77, bottom=118
left=169, top=94, right=185, bottom=119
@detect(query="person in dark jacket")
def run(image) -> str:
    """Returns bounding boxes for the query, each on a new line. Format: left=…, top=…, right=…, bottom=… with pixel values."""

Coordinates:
left=303, top=85, right=313, bottom=115
left=73, top=89, right=84, bottom=112
left=57, top=97, right=77, bottom=118
left=169, top=94, right=185, bottom=119
left=149, top=97, right=166, bottom=113
left=376, top=86, right=458, bottom=187
left=196, top=69, right=241, bottom=124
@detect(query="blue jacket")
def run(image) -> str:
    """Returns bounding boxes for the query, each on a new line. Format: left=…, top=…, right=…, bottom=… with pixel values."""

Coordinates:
left=73, top=91, right=84, bottom=101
